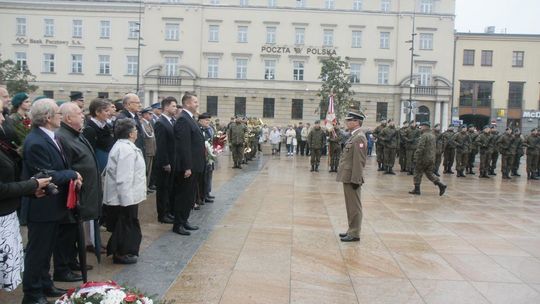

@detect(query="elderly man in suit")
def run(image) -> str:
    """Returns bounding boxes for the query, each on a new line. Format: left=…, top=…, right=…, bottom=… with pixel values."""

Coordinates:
left=116, top=93, right=145, bottom=156
left=172, top=92, right=205, bottom=236
left=154, top=97, right=177, bottom=224
left=21, top=99, right=83, bottom=304
left=336, top=107, right=367, bottom=243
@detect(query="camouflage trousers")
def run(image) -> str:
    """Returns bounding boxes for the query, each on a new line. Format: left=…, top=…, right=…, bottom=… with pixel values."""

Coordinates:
left=527, top=154, right=539, bottom=173
left=491, top=152, right=499, bottom=171
left=434, top=153, right=443, bottom=173
left=310, top=149, right=322, bottom=165
left=500, top=153, right=514, bottom=174
left=414, top=162, right=440, bottom=185
left=399, top=146, right=407, bottom=169
left=384, top=148, right=396, bottom=169
left=479, top=152, right=490, bottom=175
left=443, top=148, right=455, bottom=169
left=455, top=151, right=468, bottom=171
left=376, top=143, right=384, bottom=164
left=406, top=149, right=416, bottom=172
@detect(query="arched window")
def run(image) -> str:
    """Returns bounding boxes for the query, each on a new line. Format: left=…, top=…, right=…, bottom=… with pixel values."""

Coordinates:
left=415, top=105, right=430, bottom=123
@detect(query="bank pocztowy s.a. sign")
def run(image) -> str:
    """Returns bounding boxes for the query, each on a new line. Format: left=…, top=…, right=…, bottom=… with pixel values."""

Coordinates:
left=16, top=37, right=82, bottom=46
left=261, top=45, right=337, bottom=56
left=523, top=111, right=540, bottom=118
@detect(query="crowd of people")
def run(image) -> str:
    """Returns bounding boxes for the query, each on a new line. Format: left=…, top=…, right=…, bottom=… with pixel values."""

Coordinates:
left=0, top=87, right=223, bottom=304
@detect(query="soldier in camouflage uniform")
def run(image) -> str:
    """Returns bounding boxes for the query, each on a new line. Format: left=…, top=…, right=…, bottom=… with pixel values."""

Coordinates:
left=308, top=120, right=325, bottom=172
left=433, top=123, right=444, bottom=176
left=442, top=126, right=456, bottom=174
left=525, top=128, right=540, bottom=180
left=512, top=129, right=524, bottom=177
left=452, top=125, right=471, bottom=177
left=328, top=125, right=343, bottom=173
left=373, top=120, right=387, bottom=171
left=475, top=125, right=491, bottom=178
left=399, top=121, right=409, bottom=172
left=486, top=126, right=498, bottom=176
left=490, top=128, right=501, bottom=175
left=227, top=116, right=247, bottom=168
left=405, top=121, right=420, bottom=175
left=380, top=119, right=398, bottom=175
left=408, top=121, right=447, bottom=196
left=466, top=125, right=478, bottom=175
left=497, top=127, right=514, bottom=179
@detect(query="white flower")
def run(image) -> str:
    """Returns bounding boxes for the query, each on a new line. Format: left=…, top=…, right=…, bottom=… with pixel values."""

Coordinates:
left=141, top=297, right=153, bottom=304
left=100, top=289, right=127, bottom=304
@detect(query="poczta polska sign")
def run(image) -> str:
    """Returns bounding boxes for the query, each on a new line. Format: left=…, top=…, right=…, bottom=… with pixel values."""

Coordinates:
left=260, top=45, right=337, bottom=56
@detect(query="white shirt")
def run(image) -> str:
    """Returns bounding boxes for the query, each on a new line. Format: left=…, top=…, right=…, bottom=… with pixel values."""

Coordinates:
left=161, top=113, right=174, bottom=125
left=183, top=108, right=194, bottom=119
left=91, top=117, right=106, bottom=129
left=40, top=126, right=61, bottom=151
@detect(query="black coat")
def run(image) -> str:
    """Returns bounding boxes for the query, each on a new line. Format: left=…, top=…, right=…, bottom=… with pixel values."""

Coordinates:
left=56, top=122, right=102, bottom=221
left=116, top=109, right=145, bottom=156
left=154, top=115, right=176, bottom=169
left=0, top=149, right=37, bottom=216
left=174, top=111, right=205, bottom=174
left=82, top=119, right=115, bottom=152
left=21, top=127, right=78, bottom=222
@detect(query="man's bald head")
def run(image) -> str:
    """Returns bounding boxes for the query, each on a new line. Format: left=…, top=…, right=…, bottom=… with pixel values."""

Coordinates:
left=59, top=102, right=84, bottom=131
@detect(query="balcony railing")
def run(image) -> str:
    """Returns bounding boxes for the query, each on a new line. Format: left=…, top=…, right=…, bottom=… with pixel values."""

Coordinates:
left=158, top=76, right=182, bottom=86
left=415, top=86, right=437, bottom=96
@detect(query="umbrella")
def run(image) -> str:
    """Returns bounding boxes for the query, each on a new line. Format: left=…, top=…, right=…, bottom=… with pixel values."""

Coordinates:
left=93, top=220, right=102, bottom=264
left=68, top=180, right=88, bottom=282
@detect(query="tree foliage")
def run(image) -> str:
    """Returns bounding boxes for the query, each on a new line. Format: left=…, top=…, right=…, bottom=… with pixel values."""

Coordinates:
left=317, top=55, right=354, bottom=121
left=0, top=57, right=38, bottom=95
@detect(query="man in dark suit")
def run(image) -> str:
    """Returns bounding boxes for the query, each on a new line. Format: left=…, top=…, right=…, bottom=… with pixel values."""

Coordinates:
left=154, top=97, right=177, bottom=224
left=116, top=93, right=145, bottom=156
left=21, top=99, right=83, bottom=304
left=172, top=92, right=205, bottom=235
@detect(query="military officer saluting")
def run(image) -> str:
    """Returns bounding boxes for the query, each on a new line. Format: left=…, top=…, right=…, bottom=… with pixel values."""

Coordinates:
left=337, top=107, right=368, bottom=242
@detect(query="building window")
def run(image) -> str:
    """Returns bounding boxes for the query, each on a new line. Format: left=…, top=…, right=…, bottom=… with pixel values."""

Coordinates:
left=165, top=23, right=179, bottom=41
left=459, top=81, right=492, bottom=107
left=237, top=26, right=248, bottom=43
left=164, top=57, right=178, bottom=76
left=481, top=50, right=493, bottom=66
left=268, top=0, right=276, bottom=7
left=349, top=63, right=361, bottom=83
left=128, top=21, right=139, bottom=39
left=418, top=66, right=432, bottom=86
left=266, top=26, right=276, bottom=44
left=353, top=0, right=362, bottom=10
left=72, top=19, right=83, bottom=38
left=207, top=96, right=218, bottom=116
left=127, top=56, right=138, bottom=75
left=71, top=54, right=83, bottom=74
left=98, top=92, right=109, bottom=99
left=508, top=82, right=524, bottom=108
left=512, top=51, right=524, bottom=67
left=291, top=99, right=303, bottom=119
left=43, top=53, right=55, bottom=73
left=15, top=52, right=27, bottom=71
left=43, top=90, right=54, bottom=99
left=16, top=17, right=26, bottom=36
left=295, top=28, right=305, bottom=45
left=208, top=57, right=219, bottom=78
left=325, top=0, right=335, bottom=9
left=264, top=60, right=276, bottom=80
left=377, top=64, right=389, bottom=84
left=293, top=61, right=304, bottom=81
left=240, top=0, right=248, bottom=6
left=44, top=18, right=54, bottom=37
left=296, top=0, right=306, bottom=8
left=263, top=98, right=275, bottom=118
left=323, top=29, right=334, bottom=46
left=419, top=33, right=433, bottom=50
left=210, top=0, right=219, bottom=3
left=100, top=20, right=111, bottom=39
left=376, top=102, right=388, bottom=121
left=234, top=97, right=246, bottom=116
left=98, top=55, right=111, bottom=75
left=236, top=58, right=248, bottom=79
left=381, top=0, right=391, bottom=12
left=463, top=49, right=475, bottom=66
left=420, top=0, right=433, bottom=13
left=352, top=30, right=362, bottom=48
left=209, top=25, right=219, bottom=42
left=379, top=32, right=390, bottom=49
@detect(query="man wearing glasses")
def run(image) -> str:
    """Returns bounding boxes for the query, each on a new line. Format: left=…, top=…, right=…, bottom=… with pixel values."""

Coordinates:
left=116, top=93, right=145, bottom=156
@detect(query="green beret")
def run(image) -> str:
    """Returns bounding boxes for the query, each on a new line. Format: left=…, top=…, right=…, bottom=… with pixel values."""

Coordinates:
left=11, top=92, right=29, bottom=108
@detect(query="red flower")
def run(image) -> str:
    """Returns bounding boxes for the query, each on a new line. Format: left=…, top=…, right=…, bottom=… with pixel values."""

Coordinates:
left=124, top=293, right=138, bottom=302
left=22, top=117, right=32, bottom=129
left=67, top=288, right=76, bottom=297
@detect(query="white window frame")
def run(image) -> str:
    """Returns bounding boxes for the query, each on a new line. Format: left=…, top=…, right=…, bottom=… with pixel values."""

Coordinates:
left=43, top=53, right=55, bottom=73
left=420, top=0, right=433, bottom=13
left=266, top=26, right=276, bottom=44
left=419, top=33, right=433, bottom=50
left=264, top=59, right=276, bottom=80
left=128, top=21, right=139, bottom=39
left=295, top=27, right=305, bottom=45
left=381, top=0, right=391, bottom=12
left=15, top=52, right=27, bottom=71
left=353, top=0, right=362, bottom=10
left=164, top=57, right=179, bottom=76
left=236, top=58, right=248, bottom=79
left=100, top=20, right=111, bottom=39
left=71, top=54, right=83, bottom=74
left=210, top=0, right=219, bottom=4
left=127, top=56, right=138, bottom=75
left=208, top=57, right=219, bottom=78
left=98, top=55, right=111, bottom=75
left=237, top=26, right=248, bottom=43
left=240, top=0, right=248, bottom=6
left=72, top=19, right=83, bottom=38
left=44, top=18, right=55, bottom=37
left=296, top=0, right=306, bottom=8
left=380, top=31, right=390, bottom=49
left=16, top=17, right=27, bottom=36
left=325, top=0, right=335, bottom=9
left=349, top=63, right=361, bottom=83
left=323, top=29, right=334, bottom=46
left=293, top=61, right=304, bottom=81
left=209, top=24, right=219, bottom=42
left=268, top=0, right=276, bottom=7
left=378, top=64, right=390, bottom=85
left=165, top=23, right=180, bottom=41
left=512, top=51, right=524, bottom=67
left=418, top=65, right=432, bottom=86
left=352, top=30, right=362, bottom=48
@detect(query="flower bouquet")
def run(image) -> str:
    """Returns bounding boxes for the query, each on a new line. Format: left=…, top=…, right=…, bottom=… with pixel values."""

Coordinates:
left=55, top=281, right=154, bottom=304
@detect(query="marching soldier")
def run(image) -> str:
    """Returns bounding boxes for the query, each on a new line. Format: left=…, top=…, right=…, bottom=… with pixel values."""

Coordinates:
left=525, top=128, right=540, bottom=180
left=475, top=125, right=491, bottom=178
left=336, top=107, right=367, bottom=242
left=380, top=119, right=398, bottom=175
left=433, top=123, right=444, bottom=176
left=512, top=129, right=524, bottom=176
left=328, top=125, right=342, bottom=173
left=442, top=125, right=456, bottom=174
left=408, top=121, right=447, bottom=196
left=399, top=121, right=409, bottom=172
left=373, top=119, right=387, bottom=171
left=307, top=120, right=325, bottom=172
left=490, top=128, right=501, bottom=175
left=497, top=127, right=514, bottom=179
left=467, top=125, right=478, bottom=175
left=405, top=121, right=420, bottom=175
left=452, top=125, right=471, bottom=177
left=227, top=116, right=247, bottom=169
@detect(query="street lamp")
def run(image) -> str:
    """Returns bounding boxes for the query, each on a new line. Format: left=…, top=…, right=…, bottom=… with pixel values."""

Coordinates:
left=135, top=0, right=143, bottom=95
left=405, top=3, right=418, bottom=122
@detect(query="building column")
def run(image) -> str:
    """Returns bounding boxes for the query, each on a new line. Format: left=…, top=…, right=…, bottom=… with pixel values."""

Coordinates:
left=441, top=102, right=449, bottom=130
left=144, top=90, right=150, bottom=107
left=400, top=100, right=406, bottom=125
left=434, top=101, right=441, bottom=126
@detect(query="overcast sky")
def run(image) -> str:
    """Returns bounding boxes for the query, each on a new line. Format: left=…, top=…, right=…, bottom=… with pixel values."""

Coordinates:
left=455, top=0, right=540, bottom=34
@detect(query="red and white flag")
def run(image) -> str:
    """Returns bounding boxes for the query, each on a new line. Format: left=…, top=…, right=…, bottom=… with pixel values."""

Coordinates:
left=324, top=94, right=336, bottom=130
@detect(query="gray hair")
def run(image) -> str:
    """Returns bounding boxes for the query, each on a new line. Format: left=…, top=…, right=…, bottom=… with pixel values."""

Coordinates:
left=122, top=93, right=138, bottom=105
left=114, top=118, right=136, bottom=139
left=30, top=99, right=57, bottom=127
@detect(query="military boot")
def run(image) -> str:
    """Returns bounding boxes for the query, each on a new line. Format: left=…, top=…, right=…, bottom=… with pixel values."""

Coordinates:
left=310, top=165, right=315, bottom=172
left=448, top=168, right=455, bottom=174
left=512, top=170, right=520, bottom=177
left=315, top=164, right=319, bottom=172
left=458, top=170, right=466, bottom=177
left=532, top=172, right=539, bottom=180
left=433, top=170, right=440, bottom=177
left=378, top=163, right=385, bottom=171
left=434, top=181, right=447, bottom=196
left=386, top=167, right=396, bottom=175
left=469, top=168, right=476, bottom=175
left=408, top=184, right=421, bottom=195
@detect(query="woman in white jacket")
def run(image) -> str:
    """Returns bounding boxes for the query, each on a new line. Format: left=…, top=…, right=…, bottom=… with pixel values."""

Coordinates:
left=269, top=127, right=281, bottom=155
left=103, top=118, right=146, bottom=264
left=285, top=125, right=296, bottom=156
